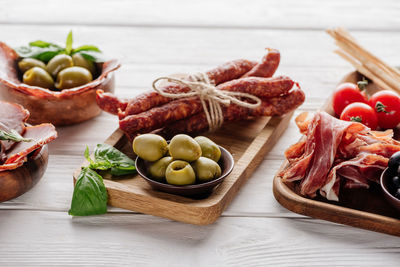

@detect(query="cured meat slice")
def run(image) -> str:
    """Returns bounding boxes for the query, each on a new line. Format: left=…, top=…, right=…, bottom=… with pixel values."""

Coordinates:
left=280, top=111, right=400, bottom=201
left=5, top=123, right=57, bottom=165
left=0, top=101, right=30, bottom=151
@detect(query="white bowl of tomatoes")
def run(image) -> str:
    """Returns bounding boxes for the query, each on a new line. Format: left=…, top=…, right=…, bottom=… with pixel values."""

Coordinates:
left=332, top=79, right=400, bottom=130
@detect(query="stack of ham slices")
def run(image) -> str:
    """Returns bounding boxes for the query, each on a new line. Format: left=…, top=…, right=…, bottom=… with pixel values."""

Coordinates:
left=280, top=111, right=400, bottom=201
left=96, top=48, right=305, bottom=139
left=0, top=101, right=57, bottom=171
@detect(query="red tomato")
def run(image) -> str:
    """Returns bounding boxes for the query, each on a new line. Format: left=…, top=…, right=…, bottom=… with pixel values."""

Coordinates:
left=332, top=83, right=368, bottom=116
left=340, top=102, right=378, bottom=130
left=369, top=90, right=400, bottom=129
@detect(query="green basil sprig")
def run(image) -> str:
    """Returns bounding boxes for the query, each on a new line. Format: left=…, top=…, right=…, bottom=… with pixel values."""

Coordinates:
left=69, top=144, right=136, bottom=216
left=15, top=31, right=103, bottom=63
left=68, top=167, right=107, bottom=216
left=85, top=144, right=136, bottom=176
left=0, top=129, right=33, bottom=142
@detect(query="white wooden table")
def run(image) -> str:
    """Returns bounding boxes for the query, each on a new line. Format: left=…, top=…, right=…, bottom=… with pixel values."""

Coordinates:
left=1, top=0, right=400, bottom=266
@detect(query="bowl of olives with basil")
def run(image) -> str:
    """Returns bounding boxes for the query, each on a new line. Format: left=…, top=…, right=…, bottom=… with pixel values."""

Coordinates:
left=133, top=134, right=234, bottom=197
left=0, top=31, right=120, bottom=126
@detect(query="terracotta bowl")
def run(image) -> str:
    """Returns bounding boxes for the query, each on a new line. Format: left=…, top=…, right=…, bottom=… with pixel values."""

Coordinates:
left=0, top=145, right=48, bottom=202
left=0, top=42, right=120, bottom=126
left=136, top=145, right=234, bottom=198
left=380, top=167, right=400, bottom=211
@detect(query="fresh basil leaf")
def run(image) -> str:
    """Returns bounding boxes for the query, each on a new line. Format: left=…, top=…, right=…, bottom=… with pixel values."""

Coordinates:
left=65, top=30, right=73, bottom=55
left=78, top=51, right=105, bottom=63
left=0, top=129, right=32, bottom=142
left=15, top=45, right=64, bottom=62
left=110, top=167, right=137, bottom=176
left=84, top=144, right=136, bottom=176
left=35, top=50, right=63, bottom=62
left=94, top=144, right=135, bottom=170
left=72, top=45, right=101, bottom=53
left=29, top=40, right=62, bottom=49
left=69, top=167, right=107, bottom=216
left=29, top=40, right=51, bottom=48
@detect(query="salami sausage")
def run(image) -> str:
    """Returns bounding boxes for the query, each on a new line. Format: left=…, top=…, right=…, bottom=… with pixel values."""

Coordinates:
left=219, top=76, right=294, bottom=98
left=96, top=90, right=127, bottom=115
left=119, top=97, right=203, bottom=136
left=160, top=87, right=305, bottom=136
left=120, top=59, right=257, bottom=118
left=242, top=48, right=280, bottom=78
left=118, top=76, right=296, bottom=135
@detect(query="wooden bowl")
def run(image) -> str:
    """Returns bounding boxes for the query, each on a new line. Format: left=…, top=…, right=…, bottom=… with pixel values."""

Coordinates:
left=0, top=145, right=48, bottom=202
left=380, top=168, right=400, bottom=212
left=136, top=146, right=234, bottom=198
left=0, top=42, right=120, bottom=126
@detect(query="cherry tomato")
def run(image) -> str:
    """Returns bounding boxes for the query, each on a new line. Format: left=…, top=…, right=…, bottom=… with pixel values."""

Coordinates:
left=332, top=83, right=368, bottom=116
left=369, top=90, right=400, bottom=129
left=340, top=102, right=378, bottom=130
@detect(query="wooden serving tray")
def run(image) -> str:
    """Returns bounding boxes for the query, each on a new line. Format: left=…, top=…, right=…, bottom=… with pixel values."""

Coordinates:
left=74, top=112, right=293, bottom=225
left=273, top=71, right=400, bottom=237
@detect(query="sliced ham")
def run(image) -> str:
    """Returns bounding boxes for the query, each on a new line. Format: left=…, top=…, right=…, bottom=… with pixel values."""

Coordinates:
left=280, top=111, right=400, bottom=201
left=4, top=123, right=57, bottom=165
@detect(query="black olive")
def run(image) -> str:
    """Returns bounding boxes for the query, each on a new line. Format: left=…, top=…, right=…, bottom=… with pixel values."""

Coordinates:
left=393, top=176, right=400, bottom=188
left=388, top=151, right=400, bottom=172
left=394, top=188, right=400, bottom=200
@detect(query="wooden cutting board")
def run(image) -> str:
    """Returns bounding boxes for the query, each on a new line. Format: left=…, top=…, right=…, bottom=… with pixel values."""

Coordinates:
left=74, top=112, right=294, bottom=225
left=273, top=71, right=400, bottom=237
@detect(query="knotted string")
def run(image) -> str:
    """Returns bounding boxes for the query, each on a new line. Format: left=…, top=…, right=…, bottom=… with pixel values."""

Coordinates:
left=152, top=73, right=261, bottom=132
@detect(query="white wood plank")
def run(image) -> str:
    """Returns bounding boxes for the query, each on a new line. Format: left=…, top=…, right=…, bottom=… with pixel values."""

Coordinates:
left=0, top=0, right=399, bottom=31
left=0, top=211, right=398, bottom=266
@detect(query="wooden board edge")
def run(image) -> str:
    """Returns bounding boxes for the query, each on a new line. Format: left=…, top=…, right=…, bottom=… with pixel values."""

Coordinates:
left=273, top=165, right=400, bottom=237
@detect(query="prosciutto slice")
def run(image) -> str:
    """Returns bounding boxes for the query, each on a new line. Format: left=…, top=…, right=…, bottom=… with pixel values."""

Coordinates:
left=280, top=111, right=400, bottom=201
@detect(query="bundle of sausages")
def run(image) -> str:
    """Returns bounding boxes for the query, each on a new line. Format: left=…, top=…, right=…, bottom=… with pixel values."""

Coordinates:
left=96, top=48, right=305, bottom=139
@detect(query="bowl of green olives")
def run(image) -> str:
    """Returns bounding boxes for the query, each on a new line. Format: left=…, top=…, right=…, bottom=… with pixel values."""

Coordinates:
left=0, top=37, right=120, bottom=126
left=133, top=134, right=234, bottom=197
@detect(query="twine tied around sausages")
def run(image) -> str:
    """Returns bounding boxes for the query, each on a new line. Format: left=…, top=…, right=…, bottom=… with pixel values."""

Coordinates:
left=152, top=73, right=262, bottom=132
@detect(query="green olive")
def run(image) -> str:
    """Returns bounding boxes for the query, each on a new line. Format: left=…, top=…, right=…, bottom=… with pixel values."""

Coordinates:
left=165, top=160, right=196, bottom=186
left=148, top=156, right=173, bottom=180
left=169, top=134, right=202, bottom=162
left=191, top=157, right=221, bottom=183
left=72, top=53, right=96, bottom=76
left=22, top=67, right=54, bottom=89
left=18, top=58, right=46, bottom=73
left=194, top=136, right=221, bottom=162
left=55, top=66, right=93, bottom=90
left=46, top=54, right=73, bottom=77
left=133, top=134, right=168, bottom=161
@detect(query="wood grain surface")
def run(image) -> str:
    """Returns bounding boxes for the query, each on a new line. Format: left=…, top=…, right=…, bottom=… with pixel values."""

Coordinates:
left=1, top=0, right=400, bottom=266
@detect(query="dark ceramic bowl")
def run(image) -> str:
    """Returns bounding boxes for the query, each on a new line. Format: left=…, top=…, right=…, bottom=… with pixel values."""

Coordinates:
left=380, top=168, right=400, bottom=211
left=136, top=145, right=234, bottom=198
